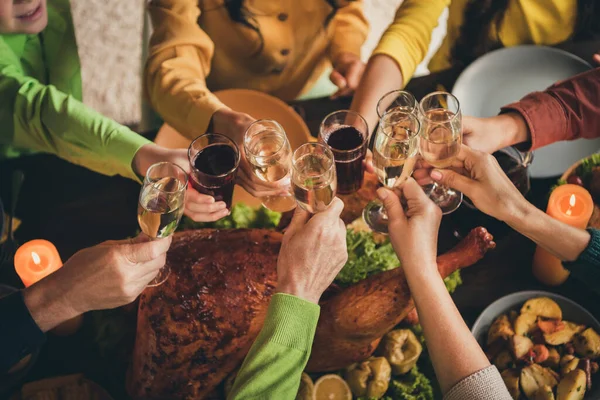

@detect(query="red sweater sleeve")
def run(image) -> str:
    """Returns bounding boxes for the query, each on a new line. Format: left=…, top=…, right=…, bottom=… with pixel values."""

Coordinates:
left=500, top=67, right=600, bottom=151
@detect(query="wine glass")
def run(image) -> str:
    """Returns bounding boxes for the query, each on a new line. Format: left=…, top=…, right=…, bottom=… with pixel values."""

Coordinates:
left=137, top=162, right=187, bottom=287
left=376, top=90, right=418, bottom=119
left=188, top=133, right=241, bottom=210
left=291, top=143, right=337, bottom=213
left=418, top=91, right=463, bottom=214
left=319, top=110, right=369, bottom=195
left=244, top=119, right=296, bottom=212
left=362, top=110, right=420, bottom=234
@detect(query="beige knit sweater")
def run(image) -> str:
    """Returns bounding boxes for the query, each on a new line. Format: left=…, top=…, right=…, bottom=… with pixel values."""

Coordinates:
left=445, top=366, right=513, bottom=400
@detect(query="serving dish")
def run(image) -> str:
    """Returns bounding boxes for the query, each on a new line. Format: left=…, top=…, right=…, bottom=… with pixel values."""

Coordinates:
left=472, top=291, right=600, bottom=399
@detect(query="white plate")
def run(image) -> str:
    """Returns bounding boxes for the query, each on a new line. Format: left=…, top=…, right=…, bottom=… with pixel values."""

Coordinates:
left=452, top=45, right=597, bottom=178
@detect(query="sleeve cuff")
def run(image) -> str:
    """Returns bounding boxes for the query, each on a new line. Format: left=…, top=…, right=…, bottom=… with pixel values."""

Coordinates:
left=563, top=229, right=600, bottom=293
left=0, top=291, right=46, bottom=372
left=444, top=365, right=512, bottom=400
left=106, top=128, right=152, bottom=182
left=263, top=293, right=320, bottom=351
left=500, top=91, right=567, bottom=152
left=372, top=42, right=415, bottom=86
left=330, top=32, right=365, bottom=64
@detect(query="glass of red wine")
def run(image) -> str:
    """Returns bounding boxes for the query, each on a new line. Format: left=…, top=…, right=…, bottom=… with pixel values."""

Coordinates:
left=376, top=90, right=417, bottom=119
left=188, top=133, right=241, bottom=210
left=319, top=110, right=369, bottom=195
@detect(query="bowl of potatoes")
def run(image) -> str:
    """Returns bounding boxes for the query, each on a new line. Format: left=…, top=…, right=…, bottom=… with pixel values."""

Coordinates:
left=472, top=291, right=600, bottom=400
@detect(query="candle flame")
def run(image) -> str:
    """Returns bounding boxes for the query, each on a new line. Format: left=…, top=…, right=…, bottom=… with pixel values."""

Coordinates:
left=569, top=194, right=576, bottom=207
left=31, top=251, right=41, bottom=265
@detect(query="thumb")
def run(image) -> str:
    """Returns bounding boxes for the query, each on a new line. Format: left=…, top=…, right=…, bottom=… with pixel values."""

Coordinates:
left=430, top=169, right=472, bottom=195
left=402, top=177, right=431, bottom=204
left=129, top=232, right=153, bottom=244
left=285, top=206, right=310, bottom=237
left=376, top=187, right=405, bottom=223
left=329, top=69, right=347, bottom=89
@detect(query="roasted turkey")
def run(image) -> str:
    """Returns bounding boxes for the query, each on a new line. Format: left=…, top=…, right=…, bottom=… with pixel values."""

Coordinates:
left=128, top=173, right=496, bottom=399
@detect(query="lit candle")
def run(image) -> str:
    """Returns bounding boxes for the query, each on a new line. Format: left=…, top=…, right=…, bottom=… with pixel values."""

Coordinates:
left=14, top=239, right=82, bottom=335
left=532, top=184, right=594, bottom=286
left=14, top=239, right=62, bottom=287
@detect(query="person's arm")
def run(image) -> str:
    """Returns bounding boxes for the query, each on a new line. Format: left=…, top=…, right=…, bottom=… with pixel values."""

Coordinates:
left=229, top=200, right=348, bottom=399
left=327, top=0, right=368, bottom=65
left=465, top=67, right=600, bottom=154
left=0, top=39, right=150, bottom=182
left=377, top=181, right=510, bottom=399
left=226, top=294, right=320, bottom=399
left=145, top=0, right=225, bottom=139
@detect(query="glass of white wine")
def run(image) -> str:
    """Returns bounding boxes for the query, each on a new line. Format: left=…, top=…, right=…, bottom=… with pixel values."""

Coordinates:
left=376, top=89, right=418, bottom=119
left=363, top=110, right=420, bottom=233
left=291, top=143, right=337, bottom=213
left=137, top=161, right=187, bottom=287
left=244, top=119, right=296, bottom=212
left=418, top=91, right=463, bottom=214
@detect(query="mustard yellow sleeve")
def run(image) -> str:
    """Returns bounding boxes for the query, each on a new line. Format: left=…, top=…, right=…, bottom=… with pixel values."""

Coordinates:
left=372, top=0, right=449, bottom=84
left=328, top=1, right=369, bottom=64
left=145, top=0, right=225, bottom=139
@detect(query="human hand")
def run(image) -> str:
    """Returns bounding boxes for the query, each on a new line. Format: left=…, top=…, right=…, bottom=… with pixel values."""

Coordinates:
left=277, top=198, right=348, bottom=304
left=428, top=145, right=529, bottom=223
left=132, top=145, right=229, bottom=222
left=377, top=178, right=441, bottom=269
left=593, top=51, right=600, bottom=66
left=212, top=108, right=289, bottom=198
left=363, top=148, right=375, bottom=174
left=59, top=234, right=172, bottom=314
left=330, top=52, right=365, bottom=99
left=462, top=113, right=530, bottom=154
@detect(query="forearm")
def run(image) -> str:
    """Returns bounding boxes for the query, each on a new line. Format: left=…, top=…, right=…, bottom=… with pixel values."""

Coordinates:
left=22, top=273, right=81, bottom=332
left=350, top=54, right=404, bottom=135
left=506, top=202, right=591, bottom=261
left=328, top=0, right=368, bottom=63
left=404, top=265, right=489, bottom=394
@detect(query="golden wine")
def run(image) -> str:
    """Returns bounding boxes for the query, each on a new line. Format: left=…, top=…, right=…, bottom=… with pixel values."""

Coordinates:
left=291, top=152, right=336, bottom=213
left=373, top=146, right=417, bottom=188
left=420, top=109, right=461, bottom=168
left=137, top=177, right=185, bottom=238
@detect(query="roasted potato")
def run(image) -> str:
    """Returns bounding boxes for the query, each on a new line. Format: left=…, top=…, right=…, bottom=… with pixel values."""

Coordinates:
left=296, top=373, right=314, bottom=400
left=556, top=369, right=586, bottom=400
left=501, top=368, right=521, bottom=400
left=542, top=348, right=561, bottom=369
left=538, top=319, right=565, bottom=335
left=521, top=298, right=562, bottom=320
left=381, top=329, right=422, bottom=375
left=544, top=322, right=585, bottom=346
left=494, top=350, right=514, bottom=371
left=511, top=335, right=535, bottom=360
left=574, top=328, right=600, bottom=359
left=561, top=356, right=580, bottom=377
left=345, top=357, right=391, bottom=399
left=520, top=364, right=559, bottom=399
left=533, top=385, right=556, bottom=400
left=488, top=314, right=516, bottom=345
left=515, top=313, right=539, bottom=336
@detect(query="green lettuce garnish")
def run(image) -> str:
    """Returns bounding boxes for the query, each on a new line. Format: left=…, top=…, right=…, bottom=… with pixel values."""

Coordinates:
left=388, top=366, right=434, bottom=400
left=178, top=203, right=281, bottom=231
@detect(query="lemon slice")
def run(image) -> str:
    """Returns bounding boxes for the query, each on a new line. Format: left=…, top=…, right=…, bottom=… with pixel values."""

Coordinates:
left=313, top=374, right=352, bottom=400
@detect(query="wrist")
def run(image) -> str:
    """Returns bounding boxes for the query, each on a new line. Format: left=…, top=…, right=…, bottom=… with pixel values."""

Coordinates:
left=499, top=112, right=530, bottom=147
left=23, top=276, right=81, bottom=332
left=276, top=281, right=321, bottom=304
left=132, top=143, right=166, bottom=177
left=503, top=197, right=536, bottom=227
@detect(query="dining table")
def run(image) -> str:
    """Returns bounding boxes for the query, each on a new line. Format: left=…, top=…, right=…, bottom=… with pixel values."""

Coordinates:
left=1, top=40, right=599, bottom=399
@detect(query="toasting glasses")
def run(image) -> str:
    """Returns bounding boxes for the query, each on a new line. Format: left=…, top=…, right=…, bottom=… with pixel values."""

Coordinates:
left=363, top=110, right=420, bottom=233
left=137, top=162, right=187, bottom=287
left=418, top=91, right=463, bottom=214
left=291, top=143, right=337, bottom=213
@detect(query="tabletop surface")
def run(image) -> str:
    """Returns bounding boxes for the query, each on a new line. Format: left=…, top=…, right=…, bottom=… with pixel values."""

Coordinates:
left=1, top=40, right=599, bottom=398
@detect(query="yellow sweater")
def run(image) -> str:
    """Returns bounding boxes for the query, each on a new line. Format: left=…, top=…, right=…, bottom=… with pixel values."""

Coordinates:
left=145, top=0, right=368, bottom=139
left=374, top=0, right=577, bottom=85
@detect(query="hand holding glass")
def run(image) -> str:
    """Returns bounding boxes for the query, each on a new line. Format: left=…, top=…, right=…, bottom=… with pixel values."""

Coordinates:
left=291, top=143, right=337, bottom=213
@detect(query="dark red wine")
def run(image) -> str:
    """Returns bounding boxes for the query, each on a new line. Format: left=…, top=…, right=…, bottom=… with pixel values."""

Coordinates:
left=190, top=144, right=238, bottom=208
left=326, top=126, right=366, bottom=194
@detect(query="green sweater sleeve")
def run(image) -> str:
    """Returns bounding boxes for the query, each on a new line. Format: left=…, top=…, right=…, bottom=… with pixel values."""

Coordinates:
left=563, top=228, right=600, bottom=294
left=228, top=293, right=320, bottom=400
left=0, top=39, right=150, bottom=182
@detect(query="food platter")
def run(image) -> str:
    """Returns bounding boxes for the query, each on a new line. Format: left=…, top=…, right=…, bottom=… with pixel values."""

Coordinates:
left=472, top=291, right=600, bottom=399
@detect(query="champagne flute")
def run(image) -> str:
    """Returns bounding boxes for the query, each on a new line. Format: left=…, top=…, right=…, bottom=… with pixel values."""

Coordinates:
left=319, top=110, right=368, bottom=195
left=362, top=110, right=420, bottom=234
left=376, top=89, right=418, bottom=119
left=291, top=143, right=337, bottom=213
left=137, top=162, right=187, bottom=287
left=188, top=133, right=241, bottom=210
left=244, top=119, right=296, bottom=212
left=418, top=91, right=463, bottom=214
